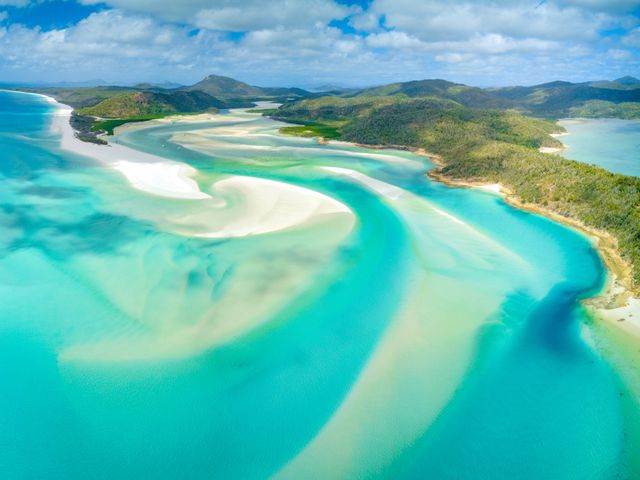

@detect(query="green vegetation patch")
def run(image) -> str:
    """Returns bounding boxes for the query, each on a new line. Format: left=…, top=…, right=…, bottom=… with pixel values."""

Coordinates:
left=279, top=124, right=341, bottom=140
left=91, top=115, right=165, bottom=135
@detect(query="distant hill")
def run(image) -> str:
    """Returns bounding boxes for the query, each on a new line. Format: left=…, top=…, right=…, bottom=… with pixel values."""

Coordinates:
left=20, top=86, right=135, bottom=109
left=78, top=91, right=226, bottom=118
left=20, top=74, right=316, bottom=111
left=334, top=76, right=640, bottom=118
left=490, top=80, right=640, bottom=118
left=182, top=74, right=314, bottom=104
left=184, top=74, right=263, bottom=97
left=615, top=76, right=640, bottom=86
left=355, top=79, right=512, bottom=109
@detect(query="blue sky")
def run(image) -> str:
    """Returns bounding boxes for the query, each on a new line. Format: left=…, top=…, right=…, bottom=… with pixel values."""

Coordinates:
left=0, top=0, right=638, bottom=87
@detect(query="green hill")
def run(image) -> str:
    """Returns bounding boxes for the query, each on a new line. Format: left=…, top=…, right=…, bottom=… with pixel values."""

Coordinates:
left=355, top=79, right=512, bottom=109
left=182, top=74, right=314, bottom=104
left=184, top=74, right=263, bottom=97
left=270, top=94, right=640, bottom=289
left=78, top=90, right=226, bottom=118
left=490, top=80, right=640, bottom=117
left=615, top=76, right=640, bottom=86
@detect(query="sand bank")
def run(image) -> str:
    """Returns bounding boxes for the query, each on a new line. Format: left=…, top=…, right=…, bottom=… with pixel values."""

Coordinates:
left=45, top=97, right=210, bottom=200
left=40, top=95, right=355, bottom=240
left=193, top=175, right=353, bottom=238
left=320, top=166, right=405, bottom=200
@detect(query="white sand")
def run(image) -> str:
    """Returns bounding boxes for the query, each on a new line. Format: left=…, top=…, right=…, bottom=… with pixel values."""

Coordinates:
left=539, top=129, right=570, bottom=153
left=193, top=175, right=352, bottom=238
left=321, top=166, right=406, bottom=200
left=34, top=93, right=355, bottom=239
left=474, top=183, right=504, bottom=195
left=539, top=146, right=565, bottom=154
left=600, top=298, right=640, bottom=335
left=584, top=269, right=640, bottom=341
left=45, top=99, right=210, bottom=200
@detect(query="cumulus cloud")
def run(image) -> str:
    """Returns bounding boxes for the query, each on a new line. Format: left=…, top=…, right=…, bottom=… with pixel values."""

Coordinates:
left=0, top=0, right=29, bottom=6
left=366, top=0, right=626, bottom=43
left=623, top=27, right=640, bottom=48
left=79, top=0, right=352, bottom=30
left=0, top=0, right=637, bottom=86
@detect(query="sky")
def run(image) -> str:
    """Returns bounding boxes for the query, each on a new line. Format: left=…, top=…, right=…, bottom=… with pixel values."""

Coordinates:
left=0, top=0, right=638, bottom=88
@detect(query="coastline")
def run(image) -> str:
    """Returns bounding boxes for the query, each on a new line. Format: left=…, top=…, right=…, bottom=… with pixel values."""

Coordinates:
left=18, top=94, right=637, bottom=339
left=17, top=91, right=354, bottom=240
left=424, top=164, right=640, bottom=340
left=37, top=93, right=212, bottom=200
left=329, top=136, right=639, bottom=339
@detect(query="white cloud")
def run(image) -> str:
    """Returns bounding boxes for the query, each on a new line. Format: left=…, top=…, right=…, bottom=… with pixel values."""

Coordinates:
left=80, top=0, right=351, bottom=31
left=608, top=48, right=632, bottom=60
left=0, top=11, right=7, bottom=21
left=349, top=11, right=381, bottom=32
left=366, top=31, right=424, bottom=49
left=0, top=0, right=637, bottom=87
left=195, top=0, right=349, bottom=31
left=0, top=0, right=29, bottom=6
left=369, top=0, right=629, bottom=43
left=623, top=27, right=640, bottom=48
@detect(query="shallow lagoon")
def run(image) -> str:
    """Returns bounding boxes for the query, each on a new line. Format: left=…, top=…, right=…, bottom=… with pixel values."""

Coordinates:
left=0, top=91, right=637, bottom=479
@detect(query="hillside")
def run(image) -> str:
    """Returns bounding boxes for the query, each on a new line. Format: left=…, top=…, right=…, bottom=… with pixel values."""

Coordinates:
left=342, top=76, right=640, bottom=119
left=21, top=85, right=134, bottom=109
left=490, top=80, right=640, bottom=118
left=78, top=90, right=226, bottom=118
left=355, top=79, right=512, bottom=109
left=183, top=74, right=313, bottom=103
left=184, top=74, right=263, bottom=97
left=270, top=95, right=640, bottom=288
left=615, top=76, right=640, bottom=87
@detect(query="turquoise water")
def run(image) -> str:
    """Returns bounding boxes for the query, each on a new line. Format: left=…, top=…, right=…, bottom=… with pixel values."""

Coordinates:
left=559, top=118, right=640, bottom=177
left=0, top=90, right=637, bottom=479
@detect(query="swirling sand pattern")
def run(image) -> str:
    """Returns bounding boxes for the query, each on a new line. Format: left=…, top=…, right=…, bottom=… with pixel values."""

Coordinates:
left=0, top=91, right=638, bottom=480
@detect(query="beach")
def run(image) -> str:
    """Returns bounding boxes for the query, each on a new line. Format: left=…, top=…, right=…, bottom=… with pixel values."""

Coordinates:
left=0, top=89, right=636, bottom=478
left=45, top=95, right=354, bottom=241
left=427, top=161, right=640, bottom=340
left=51, top=95, right=640, bottom=339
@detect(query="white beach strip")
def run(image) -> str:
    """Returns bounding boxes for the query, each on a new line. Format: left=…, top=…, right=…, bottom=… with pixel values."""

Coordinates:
left=474, top=183, right=504, bottom=195
left=193, top=175, right=353, bottom=238
left=320, top=166, right=406, bottom=200
left=539, top=146, right=565, bottom=154
left=432, top=207, right=465, bottom=225
left=40, top=94, right=210, bottom=200
left=321, top=166, right=476, bottom=230
left=596, top=297, right=640, bottom=338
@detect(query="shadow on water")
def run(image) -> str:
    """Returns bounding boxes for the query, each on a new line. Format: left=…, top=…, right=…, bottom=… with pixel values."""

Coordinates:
left=0, top=203, right=153, bottom=258
left=18, top=184, right=89, bottom=199
left=395, top=279, right=624, bottom=480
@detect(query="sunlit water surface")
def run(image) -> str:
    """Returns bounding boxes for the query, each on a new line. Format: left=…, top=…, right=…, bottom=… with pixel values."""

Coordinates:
left=0, top=91, right=638, bottom=479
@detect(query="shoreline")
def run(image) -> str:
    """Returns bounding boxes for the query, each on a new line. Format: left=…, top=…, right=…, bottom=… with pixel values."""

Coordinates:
left=539, top=129, right=569, bottom=154
left=328, top=137, right=639, bottom=339
left=15, top=94, right=636, bottom=338
left=424, top=168, right=640, bottom=340
left=13, top=90, right=355, bottom=240
left=33, top=92, right=212, bottom=200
